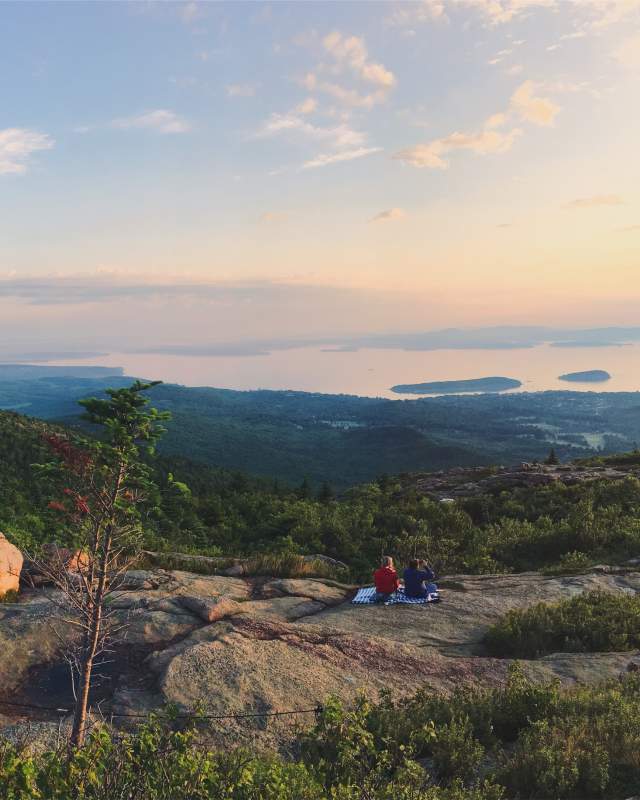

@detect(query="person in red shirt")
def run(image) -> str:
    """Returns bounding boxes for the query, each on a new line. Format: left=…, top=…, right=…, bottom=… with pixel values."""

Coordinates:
left=373, top=556, right=400, bottom=603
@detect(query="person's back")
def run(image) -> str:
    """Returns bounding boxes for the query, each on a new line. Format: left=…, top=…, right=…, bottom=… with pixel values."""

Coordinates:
left=373, top=556, right=399, bottom=601
left=403, top=558, right=435, bottom=598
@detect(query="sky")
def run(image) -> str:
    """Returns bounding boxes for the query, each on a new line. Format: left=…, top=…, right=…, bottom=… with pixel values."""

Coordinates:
left=1, top=0, right=639, bottom=354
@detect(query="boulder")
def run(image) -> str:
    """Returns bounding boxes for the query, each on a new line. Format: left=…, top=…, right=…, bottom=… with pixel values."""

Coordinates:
left=238, top=596, right=326, bottom=622
left=40, top=544, right=88, bottom=573
left=168, top=571, right=251, bottom=601
left=263, top=578, right=348, bottom=606
left=177, top=595, right=242, bottom=623
left=223, top=564, right=246, bottom=577
left=0, top=533, right=23, bottom=597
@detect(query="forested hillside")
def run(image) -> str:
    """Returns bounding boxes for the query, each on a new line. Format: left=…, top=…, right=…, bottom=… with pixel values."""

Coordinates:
left=2, top=409, right=640, bottom=579
left=2, top=368, right=640, bottom=487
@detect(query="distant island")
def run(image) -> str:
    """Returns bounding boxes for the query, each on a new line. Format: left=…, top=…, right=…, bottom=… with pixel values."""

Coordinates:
left=391, top=376, right=522, bottom=395
left=558, top=370, right=611, bottom=383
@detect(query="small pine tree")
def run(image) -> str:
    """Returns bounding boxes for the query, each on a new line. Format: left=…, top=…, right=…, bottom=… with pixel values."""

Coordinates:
left=545, top=448, right=560, bottom=465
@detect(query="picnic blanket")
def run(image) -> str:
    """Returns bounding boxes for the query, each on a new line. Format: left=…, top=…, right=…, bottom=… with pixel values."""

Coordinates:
left=352, top=585, right=440, bottom=605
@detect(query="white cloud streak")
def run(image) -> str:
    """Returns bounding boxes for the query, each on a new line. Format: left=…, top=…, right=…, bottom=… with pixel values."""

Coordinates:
left=111, top=109, right=191, bottom=134
left=226, top=83, right=257, bottom=97
left=302, top=147, right=382, bottom=169
left=0, top=128, right=54, bottom=175
left=257, top=112, right=366, bottom=149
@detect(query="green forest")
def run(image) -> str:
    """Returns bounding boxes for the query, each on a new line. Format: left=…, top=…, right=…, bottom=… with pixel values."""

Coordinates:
left=2, top=368, right=640, bottom=487
left=2, top=407, right=640, bottom=580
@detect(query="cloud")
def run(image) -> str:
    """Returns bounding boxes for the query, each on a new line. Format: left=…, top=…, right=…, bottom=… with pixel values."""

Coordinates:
left=564, top=194, right=625, bottom=209
left=257, top=112, right=366, bottom=150
left=111, top=109, right=191, bottom=134
left=370, top=208, right=406, bottom=223
left=0, top=128, right=54, bottom=175
left=296, top=32, right=395, bottom=109
left=394, top=126, right=521, bottom=168
left=510, top=81, right=560, bottom=125
left=614, top=33, right=640, bottom=69
left=296, top=97, right=317, bottom=114
left=226, top=83, right=257, bottom=97
left=302, top=147, right=382, bottom=169
left=0, top=276, right=317, bottom=306
left=393, top=80, right=559, bottom=169
left=387, top=0, right=640, bottom=30
left=388, top=0, right=555, bottom=26
left=386, top=0, right=446, bottom=26
left=323, top=31, right=396, bottom=89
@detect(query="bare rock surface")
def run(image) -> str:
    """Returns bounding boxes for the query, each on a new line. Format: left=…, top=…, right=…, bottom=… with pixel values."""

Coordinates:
left=0, top=533, right=23, bottom=597
left=298, top=570, right=640, bottom=657
left=177, top=595, right=243, bottom=623
left=403, top=462, right=640, bottom=501
left=263, top=578, right=349, bottom=606
left=238, top=596, right=326, bottom=622
left=153, top=616, right=506, bottom=749
left=2, top=565, right=640, bottom=748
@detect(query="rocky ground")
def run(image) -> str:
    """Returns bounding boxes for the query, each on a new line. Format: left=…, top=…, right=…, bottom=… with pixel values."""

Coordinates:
left=400, top=462, right=640, bottom=500
left=1, top=566, right=639, bottom=751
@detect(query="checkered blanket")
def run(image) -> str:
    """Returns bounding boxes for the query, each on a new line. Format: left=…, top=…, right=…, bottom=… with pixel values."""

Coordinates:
left=351, top=586, right=440, bottom=605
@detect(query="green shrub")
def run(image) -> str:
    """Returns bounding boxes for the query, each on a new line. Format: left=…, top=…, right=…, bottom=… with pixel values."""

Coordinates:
left=499, top=720, right=610, bottom=799
left=2, top=675, right=640, bottom=799
left=543, top=550, right=593, bottom=575
left=484, top=591, right=640, bottom=658
left=431, top=716, right=484, bottom=784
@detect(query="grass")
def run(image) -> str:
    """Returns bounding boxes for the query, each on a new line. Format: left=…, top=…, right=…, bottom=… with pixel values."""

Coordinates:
left=136, top=550, right=350, bottom=581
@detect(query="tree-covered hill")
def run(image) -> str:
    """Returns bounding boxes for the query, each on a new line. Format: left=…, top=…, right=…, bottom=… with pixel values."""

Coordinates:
left=2, top=368, right=640, bottom=488
left=2, top=408, right=640, bottom=579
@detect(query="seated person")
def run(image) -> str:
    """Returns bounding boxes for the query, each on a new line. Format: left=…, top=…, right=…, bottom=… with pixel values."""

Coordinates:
left=403, top=558, right=436, bottom=598
left=373, top=556, right=400, bottom=602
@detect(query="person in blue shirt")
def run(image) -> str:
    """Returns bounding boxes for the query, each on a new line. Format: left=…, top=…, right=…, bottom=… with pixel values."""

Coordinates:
left=403, top=558, right=436, bottom=598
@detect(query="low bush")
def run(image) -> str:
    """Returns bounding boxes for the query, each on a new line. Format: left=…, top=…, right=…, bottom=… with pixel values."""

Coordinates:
left=2, top=669, right=640, bottom=799
left=483, top=590, right=640, bottom=658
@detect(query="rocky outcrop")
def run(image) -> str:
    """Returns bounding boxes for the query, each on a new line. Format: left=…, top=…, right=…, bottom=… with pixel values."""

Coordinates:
left=1, top=565, right=639, bottom=749
left=0, top=533, right=23, bottom=597
left=402, top=463, right=640, bottom=501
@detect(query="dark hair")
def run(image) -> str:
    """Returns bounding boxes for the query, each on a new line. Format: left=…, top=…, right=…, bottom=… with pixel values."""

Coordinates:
left=409, top=558, right=419, bottom=570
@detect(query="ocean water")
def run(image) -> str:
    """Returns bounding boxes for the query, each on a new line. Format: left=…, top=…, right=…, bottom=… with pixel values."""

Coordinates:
left=40, top=342, right=640, bottom=400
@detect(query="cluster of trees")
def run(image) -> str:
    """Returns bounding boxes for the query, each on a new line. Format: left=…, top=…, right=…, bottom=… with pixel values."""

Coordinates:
left=3, top=407, right=640, bottom=582
left=2, top=667, right=640, bottom=798
left=4, top=370, right=640, bottom=487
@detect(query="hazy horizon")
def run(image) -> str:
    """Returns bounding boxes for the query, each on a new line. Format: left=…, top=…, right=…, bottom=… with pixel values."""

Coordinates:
left=2, top=0, right=639, bottom=357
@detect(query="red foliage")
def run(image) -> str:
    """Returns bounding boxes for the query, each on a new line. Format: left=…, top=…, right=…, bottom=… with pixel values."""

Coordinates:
left=43, top=434, right=93, bottom=475
left=47, top=500, right=66, bottom=513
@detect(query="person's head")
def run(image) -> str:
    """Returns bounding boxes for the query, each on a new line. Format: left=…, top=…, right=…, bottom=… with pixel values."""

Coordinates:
left=409, top=558, right=419, bottom=570
left=381, top=555, right=394, bottom=569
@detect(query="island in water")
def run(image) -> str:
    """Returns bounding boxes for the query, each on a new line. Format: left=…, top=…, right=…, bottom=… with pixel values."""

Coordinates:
left=558, top=370, right=611, bottom=383
left=391, top=376, right=522, bottom=395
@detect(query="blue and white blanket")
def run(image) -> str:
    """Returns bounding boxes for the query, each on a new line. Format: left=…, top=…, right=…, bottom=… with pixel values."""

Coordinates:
left=352, top=586, right=440, bottom=605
